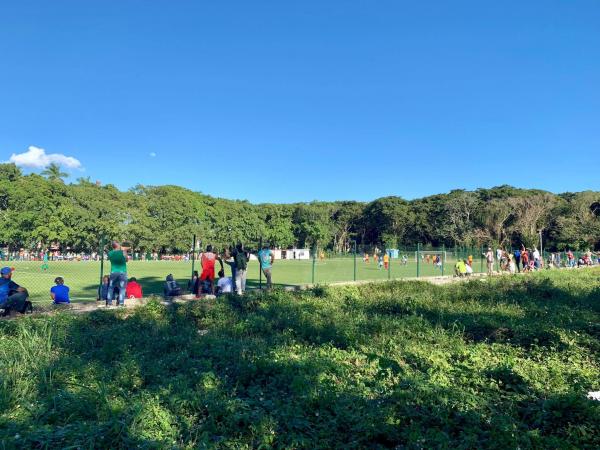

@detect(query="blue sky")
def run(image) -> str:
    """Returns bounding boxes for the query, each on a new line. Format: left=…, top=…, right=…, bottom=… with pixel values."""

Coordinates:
left=1, top=1, right=599, bottom=203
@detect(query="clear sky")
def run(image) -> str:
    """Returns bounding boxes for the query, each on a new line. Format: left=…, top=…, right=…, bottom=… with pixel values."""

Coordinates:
left=1, top=1, right=599, bottom=203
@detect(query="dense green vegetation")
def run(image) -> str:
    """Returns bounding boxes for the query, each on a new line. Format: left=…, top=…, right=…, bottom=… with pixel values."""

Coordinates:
left=1, top=163, right=599, bottom=254
left=1, top=269, right=598, bottom=448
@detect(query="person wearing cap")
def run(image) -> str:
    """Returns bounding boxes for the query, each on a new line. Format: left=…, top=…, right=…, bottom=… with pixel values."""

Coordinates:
left=0, top=267, right=29, bottom=315
left=482, top=247, right=494, bottom=276
left=50, top=276, right=70, bottom=304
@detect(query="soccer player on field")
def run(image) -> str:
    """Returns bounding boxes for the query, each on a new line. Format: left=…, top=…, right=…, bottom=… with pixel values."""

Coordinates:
left=41, top=250, right=49, bottom=271
left=383, top=252, right=389, bottom=270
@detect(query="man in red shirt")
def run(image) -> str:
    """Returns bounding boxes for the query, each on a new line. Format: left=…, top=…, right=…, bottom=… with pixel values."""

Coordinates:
left=199, top=245, right=222, bottom=296
left=126, top=277, right=143, bottom=299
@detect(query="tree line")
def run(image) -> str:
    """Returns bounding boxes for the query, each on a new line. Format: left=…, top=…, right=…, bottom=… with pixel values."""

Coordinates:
left=1, top=163, right=598, bottom=254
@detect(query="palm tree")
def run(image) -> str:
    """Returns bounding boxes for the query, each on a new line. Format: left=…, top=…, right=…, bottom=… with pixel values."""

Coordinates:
left=41, top=163, right=68, bottom=182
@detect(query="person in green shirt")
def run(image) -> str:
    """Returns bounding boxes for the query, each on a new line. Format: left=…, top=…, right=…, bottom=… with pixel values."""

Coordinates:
left=454, top=259, right=467, bottom=277
left=41, top=251, right=49, bottom=271
left=106, top=241, right=129, bottom=306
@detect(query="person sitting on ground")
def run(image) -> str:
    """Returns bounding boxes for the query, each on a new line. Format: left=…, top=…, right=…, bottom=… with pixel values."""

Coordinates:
left=508, top=254, right=516, bottom=274
left=164, top=274, right=182, bottom=297
left=465, top=260, right=473, bottom=276
left=216, top=270, right=233, bottom=296
left=50, top=276, right=70, bottom=304
left=125, top=277, right=143, bottom=299
left=0, top=267, right=31, bottom=316
left=98, top=275, right=110, bottom=302
left=455, top=259, right=466, bottom=277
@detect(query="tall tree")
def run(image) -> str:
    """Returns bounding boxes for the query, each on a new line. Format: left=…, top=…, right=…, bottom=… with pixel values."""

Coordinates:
left=41, top=163, right=69, bottom=182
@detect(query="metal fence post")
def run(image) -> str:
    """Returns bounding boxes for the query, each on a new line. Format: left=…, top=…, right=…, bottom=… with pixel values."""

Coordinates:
left=191, top=234, right=196, bottom=280
left=98, top=235, right=105, bottom=299
left=442, top=244, right=445, bottom=276
left=480, top=245, right=484, bottom=273
left=258, top=236, right=263, bottom=290
left=417, top=243, right=421, bottom=278
left=312, top=246, right=316, bottom=284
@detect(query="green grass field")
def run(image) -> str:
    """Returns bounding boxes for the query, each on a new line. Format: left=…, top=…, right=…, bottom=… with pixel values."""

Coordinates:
left=8, top=256, right=487, bottom=302
left=1, top=269, right=598, bottom=448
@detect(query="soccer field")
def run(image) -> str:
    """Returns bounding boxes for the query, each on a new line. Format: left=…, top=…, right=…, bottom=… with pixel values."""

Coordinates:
left=7, top=256, right=485, bottom=303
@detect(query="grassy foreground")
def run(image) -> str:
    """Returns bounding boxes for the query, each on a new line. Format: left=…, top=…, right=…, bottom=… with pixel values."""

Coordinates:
left=1, top=270, right=599, bottom=449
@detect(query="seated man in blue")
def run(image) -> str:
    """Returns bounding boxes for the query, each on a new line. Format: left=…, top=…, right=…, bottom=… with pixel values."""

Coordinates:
left=50, top=276, right=70, bottom=304
left=0, top=267, right=30, bottom=315
left=163, top=274, right=182, bottom=297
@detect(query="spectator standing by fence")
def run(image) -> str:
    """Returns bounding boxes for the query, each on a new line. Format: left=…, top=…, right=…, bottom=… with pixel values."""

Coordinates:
left=514, top=248, right=521, bottom=273
left=107, top=241, right=128, bottom=306
left=258, top=244, right=274, bottom=289
left=199, top=245, right=222, bottom=296
left=483, top=247, right=494, bottom=275
left=232, top=243, right=249, bottom=295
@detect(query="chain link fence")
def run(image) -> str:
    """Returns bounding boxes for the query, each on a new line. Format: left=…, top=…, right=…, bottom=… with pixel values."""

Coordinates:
left=2, top=237, right=596, bottom=304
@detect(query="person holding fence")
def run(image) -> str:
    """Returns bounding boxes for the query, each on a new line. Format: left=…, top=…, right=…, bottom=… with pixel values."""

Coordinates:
left=483, top=247, right=494, bottom=275
left=258, top=244, right=274, bottom=289
left=199, top=245, right=222, bottom=296
left=232, top=243, right=249, bottom=295
left=106, top=241, right=128, bottom=306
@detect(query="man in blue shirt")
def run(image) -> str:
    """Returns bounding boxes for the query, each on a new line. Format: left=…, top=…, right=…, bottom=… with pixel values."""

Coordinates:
left=0, top=267, right=30, bottom=315
left=257, top=244, right=274, bottom=289
left=50, top=276, right=70, bottom=304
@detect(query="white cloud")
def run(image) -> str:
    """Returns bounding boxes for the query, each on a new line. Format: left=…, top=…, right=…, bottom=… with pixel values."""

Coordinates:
left=149, top=152, right=157, bottom=157
left=8, top=146, right=83, bottom=170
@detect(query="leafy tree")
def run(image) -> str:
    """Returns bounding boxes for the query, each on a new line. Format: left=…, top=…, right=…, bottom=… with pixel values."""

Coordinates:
left=292, top=204, right=332, bottom=249
left=41, top=163, right=69, bottom=182
left=0, top=163, right=22, bottom=182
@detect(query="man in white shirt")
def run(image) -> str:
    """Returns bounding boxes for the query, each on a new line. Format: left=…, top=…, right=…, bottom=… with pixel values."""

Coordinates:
left=216, top=270, right=233, bottom=296
left=532, top=247, right=541, bottom=269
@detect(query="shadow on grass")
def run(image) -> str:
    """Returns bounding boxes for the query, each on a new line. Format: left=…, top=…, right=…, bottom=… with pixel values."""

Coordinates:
left=1, top=274, right=599, bottom=448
